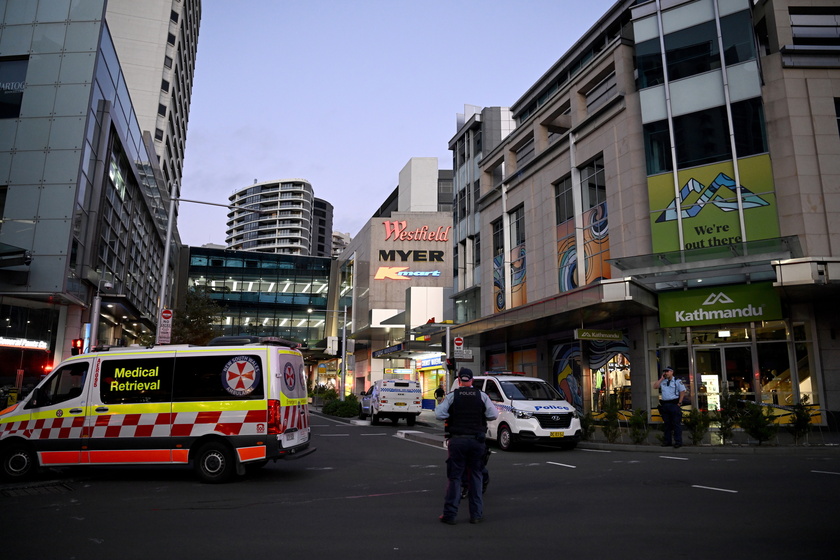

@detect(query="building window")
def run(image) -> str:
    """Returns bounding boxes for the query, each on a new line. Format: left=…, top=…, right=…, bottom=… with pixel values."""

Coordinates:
left=158, top=103, right=167, bottom=117
left=154, top=128, right=164, bottom=141
left=555, top=176, right=574, bottom=226
left=665, top=19, right=720, bottom=82
left=790, top=8, right=840, bottom=46
left=167, top=32, right=176, bottom=46
left=643, top=119, right=673, bottom=175
left=164, top=56, right=173, bottom=69
left=161, top=79, right=170, bottom=92
left=515, top=137, right=535, bottom=168
left=585, top=72, right=617, bottom=113
left=0, top=57, right=28, bottom=119
left=509, top=205, right=525, bottom=247
left=492, top=219, right=504, bottom=258
left=170, top=10, right=179, bottom=23
left=636, top=38, right=663, bottom=89
left=580, top=157, right=605, bottom=210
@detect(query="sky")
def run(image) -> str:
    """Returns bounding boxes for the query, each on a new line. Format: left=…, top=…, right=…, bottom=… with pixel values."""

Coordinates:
left=178, top=0, right=619, bottom=247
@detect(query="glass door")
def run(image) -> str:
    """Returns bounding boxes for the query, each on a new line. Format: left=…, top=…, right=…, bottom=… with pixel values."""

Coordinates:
left=694, top=345, right=755, bottom=410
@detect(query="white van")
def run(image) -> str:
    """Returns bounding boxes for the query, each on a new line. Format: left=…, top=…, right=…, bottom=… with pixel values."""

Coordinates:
left=358, top=379, right=422, bottom=426
left=471, top=373, right=581, bottom=451
left=0, top=337, right=315, bottom=483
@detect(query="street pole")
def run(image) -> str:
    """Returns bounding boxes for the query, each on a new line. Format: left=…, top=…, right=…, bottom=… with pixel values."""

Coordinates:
left=89, top=290, right=102, bottom=351
left=340, top=305, right=347, bottom=401
left=156, top=196, right=177, bottom=344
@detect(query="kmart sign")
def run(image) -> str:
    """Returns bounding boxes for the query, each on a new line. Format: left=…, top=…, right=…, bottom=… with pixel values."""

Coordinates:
left=659, top=283, right=782, bottom=327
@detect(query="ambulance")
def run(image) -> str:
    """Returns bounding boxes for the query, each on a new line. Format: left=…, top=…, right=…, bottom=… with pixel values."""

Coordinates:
left=0, top=336, right=315, bottom=483
left=358, top=379, right=422, bottom=426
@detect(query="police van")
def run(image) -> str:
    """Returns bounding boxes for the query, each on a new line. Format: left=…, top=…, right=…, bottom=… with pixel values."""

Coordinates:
left=0, top=336, right=315, bottom=483
left=470, top=373, right=581, bottom=451
left=358, top=379, right=422, bottom=426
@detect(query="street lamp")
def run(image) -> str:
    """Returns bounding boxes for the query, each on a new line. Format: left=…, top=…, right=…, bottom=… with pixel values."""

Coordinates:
left=309, top=306, right=348, bottom=401
left=89, top=277, right=114, bottom=351
left=157, top=197, right=274, bottom=344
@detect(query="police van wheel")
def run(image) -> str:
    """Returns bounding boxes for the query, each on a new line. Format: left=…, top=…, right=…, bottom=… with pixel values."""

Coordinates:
left=497, top=425, right=515, bottom=451
left=1, top=444, right=37, bottom=480
left=194, top=442, right=234, bottom=483
left=358, top=405, right=367, bottom=420
left=370, top=412, right=378, bottom=425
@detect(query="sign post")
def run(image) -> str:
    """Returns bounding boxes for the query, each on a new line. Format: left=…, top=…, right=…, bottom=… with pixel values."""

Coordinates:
left=157, top=308, right=173, bottom=344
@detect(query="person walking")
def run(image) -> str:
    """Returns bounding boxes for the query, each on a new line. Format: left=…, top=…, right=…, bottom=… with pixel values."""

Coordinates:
left=435, top=368, right=497, bottom=525
left=654, top=366, right=686, bottom=448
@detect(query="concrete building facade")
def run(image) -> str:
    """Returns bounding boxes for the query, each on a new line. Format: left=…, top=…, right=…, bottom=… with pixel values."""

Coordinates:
left=451, top=0, right=840, bottom=425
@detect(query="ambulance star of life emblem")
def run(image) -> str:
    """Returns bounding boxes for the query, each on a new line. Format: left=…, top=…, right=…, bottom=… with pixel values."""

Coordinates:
left=222, top=356, right=261, bottom=397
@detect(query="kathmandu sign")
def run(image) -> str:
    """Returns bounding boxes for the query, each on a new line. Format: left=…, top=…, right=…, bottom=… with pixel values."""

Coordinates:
left=658, top=283, right=782, bottom=328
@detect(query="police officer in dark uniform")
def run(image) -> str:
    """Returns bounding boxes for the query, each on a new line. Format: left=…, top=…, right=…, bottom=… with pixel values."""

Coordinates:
left=435, top=368, right=498, bottom=525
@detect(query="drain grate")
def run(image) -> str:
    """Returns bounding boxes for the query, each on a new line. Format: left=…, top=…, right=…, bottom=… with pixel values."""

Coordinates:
left=1, top=482, right=74, bottom=497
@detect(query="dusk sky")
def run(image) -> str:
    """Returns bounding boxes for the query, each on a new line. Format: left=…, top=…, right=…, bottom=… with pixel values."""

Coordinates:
left=177, top=0, right=618, bottom=247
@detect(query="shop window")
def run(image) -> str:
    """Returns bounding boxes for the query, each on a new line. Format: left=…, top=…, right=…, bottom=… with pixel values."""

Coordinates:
left=0, top=57, right=28, bottom=119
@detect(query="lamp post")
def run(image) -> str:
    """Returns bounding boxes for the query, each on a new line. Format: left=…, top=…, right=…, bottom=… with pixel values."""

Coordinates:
left=309, top=306, right=348, bottom=401
left=89, top=277, right=113, bottom=351
left=157, top=197, right=274, bottom=344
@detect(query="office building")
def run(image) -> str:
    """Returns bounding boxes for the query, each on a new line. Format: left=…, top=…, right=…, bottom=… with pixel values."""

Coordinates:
left=0, top=1, right=201, bottom=388
left=451, top=0, right=840, bottom=425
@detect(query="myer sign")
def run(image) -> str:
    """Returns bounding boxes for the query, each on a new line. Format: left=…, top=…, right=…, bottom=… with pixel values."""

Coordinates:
left=659, top=283, right=782, bottom=328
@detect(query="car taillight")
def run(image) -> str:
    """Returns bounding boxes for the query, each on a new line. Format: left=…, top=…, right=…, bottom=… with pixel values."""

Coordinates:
left=268, top=399, right=282, bottom=434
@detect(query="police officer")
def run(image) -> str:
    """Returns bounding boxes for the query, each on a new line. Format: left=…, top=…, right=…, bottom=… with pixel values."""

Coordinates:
left=435, top=368, right=498, bottom=525
left=654, top=366, right=686, bottom=448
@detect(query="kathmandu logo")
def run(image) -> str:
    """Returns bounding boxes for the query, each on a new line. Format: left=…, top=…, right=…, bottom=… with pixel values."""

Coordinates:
left=656, top=173, right=770, bottom=223
left=674, top=291, right=765, bottom=323
left=702, top=292, right=734, bottom=305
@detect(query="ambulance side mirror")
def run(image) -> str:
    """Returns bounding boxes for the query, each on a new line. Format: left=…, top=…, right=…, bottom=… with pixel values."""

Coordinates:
left=26, top=387, right=49, bottom=409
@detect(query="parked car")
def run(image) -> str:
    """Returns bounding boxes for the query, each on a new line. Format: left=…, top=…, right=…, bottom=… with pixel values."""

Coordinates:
left=359, top=379, right=422, bottom=426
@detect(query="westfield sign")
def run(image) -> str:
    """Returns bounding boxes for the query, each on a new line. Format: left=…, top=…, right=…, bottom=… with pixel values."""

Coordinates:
left=383, top=220, right=451, bottom=242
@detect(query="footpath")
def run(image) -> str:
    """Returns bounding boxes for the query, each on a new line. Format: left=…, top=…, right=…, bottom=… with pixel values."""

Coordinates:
left=321, top=407, right=840, bottom=455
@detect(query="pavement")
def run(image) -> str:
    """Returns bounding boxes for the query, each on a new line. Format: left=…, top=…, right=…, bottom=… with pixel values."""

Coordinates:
left=325, top=407, right=840, bottom=455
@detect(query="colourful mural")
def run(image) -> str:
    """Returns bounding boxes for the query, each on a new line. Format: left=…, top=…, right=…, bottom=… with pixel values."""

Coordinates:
left=583, top=202, right=610, bottom=284
left=557, top=221, right=577, bottom=292
left=552, top=341, right=583, bottom=412
left=494, top=243, right=527, bottom=313
left=648, top=155, right=780, bottom=253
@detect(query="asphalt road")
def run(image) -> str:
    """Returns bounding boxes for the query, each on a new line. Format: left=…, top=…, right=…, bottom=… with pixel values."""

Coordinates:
left=1, top=412, right=838, bottom=559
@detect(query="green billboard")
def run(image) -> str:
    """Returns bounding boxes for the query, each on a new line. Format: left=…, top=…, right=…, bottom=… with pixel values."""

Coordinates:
left=658, top=283, right=782, bottom=328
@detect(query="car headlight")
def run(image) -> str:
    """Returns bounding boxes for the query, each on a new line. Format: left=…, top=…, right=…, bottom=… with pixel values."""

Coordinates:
left=513, top=408, right=534, bottom=419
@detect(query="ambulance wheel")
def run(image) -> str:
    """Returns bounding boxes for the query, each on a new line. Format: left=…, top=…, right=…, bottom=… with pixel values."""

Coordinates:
left=194, top=442, right=234, bottom=483
left=1, top=444, right=37, bottom=480
left=497, top=425, right=515, bottom=451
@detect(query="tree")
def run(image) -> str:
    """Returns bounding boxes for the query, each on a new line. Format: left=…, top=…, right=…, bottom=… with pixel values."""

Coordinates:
left=172, top=286, right=224, bottom=345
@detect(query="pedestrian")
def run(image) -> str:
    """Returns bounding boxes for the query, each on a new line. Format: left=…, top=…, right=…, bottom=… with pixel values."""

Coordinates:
left=654, top=366, right=686, bottom=448
left=434, top=383, right=445, bottom=405
left=435, top=368, right=498, bottom=525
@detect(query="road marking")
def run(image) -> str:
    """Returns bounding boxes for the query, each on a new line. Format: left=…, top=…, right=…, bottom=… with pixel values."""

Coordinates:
left=319, top=433, right=350, bottom=437
left=579, top=448, right=611, bottom=453
left=692, top=485, right=737, bottom=493
left=360, top=433, right=387, bottom=436
left=547, top=461, right=577, bottom=469
left=660, top=455, right=689, bottom=460
left=812, top=470, right=840, bottom=475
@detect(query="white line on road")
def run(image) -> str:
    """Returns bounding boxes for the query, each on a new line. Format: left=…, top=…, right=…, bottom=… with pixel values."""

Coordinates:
left=692, top=485, right=738, bottom=493
left=319, top=433, right=350, bottom=437
left=360, top=433, right=388, bottom=436
left=660, top=455, right=689, bottom=460
left=812, top=470, right=840, bottom=475
left=579, top=448, right=611, bottom=453
left=547, top=461, right=577, bottom=469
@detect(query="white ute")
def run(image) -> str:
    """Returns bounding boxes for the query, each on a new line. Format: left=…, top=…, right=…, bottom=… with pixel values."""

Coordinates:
left=358, top=379, right=422, bottom=426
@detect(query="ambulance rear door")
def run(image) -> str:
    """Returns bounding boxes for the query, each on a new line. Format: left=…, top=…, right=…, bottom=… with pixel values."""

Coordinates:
left=272, top=348, right=310, bottom=450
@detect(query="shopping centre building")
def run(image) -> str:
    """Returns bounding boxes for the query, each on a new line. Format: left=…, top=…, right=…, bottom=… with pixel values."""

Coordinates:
left=447, top=0, right=839, bottom=424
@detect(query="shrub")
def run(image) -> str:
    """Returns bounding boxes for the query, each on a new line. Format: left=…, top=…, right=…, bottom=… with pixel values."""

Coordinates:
left=628, top=408, right=649, bottom=444
left=683, top=407, right=712, bottom=445
left=787, top=395, right=811, bottom=445
left=739, top=402, right=777, bottom=445
left=600, top=395, right=621, bottom=443
left=580, top=411, right=596, bottom=441
left=716, top=391, right=742, bottom=445
left=321, top=393, right=359, bottom=417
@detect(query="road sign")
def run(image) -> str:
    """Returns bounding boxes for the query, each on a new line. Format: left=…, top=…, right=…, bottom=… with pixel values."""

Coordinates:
left=453, top=336, right=464, bottom=349
left=158, top=308, right=173, bottom=344
left=454, top=349, right=472, bottom=360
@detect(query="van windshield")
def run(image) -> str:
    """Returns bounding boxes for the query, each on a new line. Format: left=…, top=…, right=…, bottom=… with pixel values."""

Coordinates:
left=499, top=380, right=563, bottom=401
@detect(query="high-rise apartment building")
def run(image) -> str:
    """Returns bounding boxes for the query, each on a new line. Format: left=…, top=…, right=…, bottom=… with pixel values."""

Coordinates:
left=450, top=0, right=840, bottom=427
left=0, top=1, right=200, bottom=389
left=226, top=179, right=335, bottom=257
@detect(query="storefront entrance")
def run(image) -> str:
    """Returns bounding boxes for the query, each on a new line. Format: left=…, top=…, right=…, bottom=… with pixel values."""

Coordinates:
left=693, top=345, right=754, bottom=411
